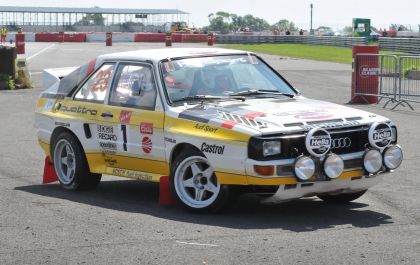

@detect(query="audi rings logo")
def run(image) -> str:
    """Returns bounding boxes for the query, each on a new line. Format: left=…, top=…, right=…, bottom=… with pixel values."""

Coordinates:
left=330, top=137, right=352, bottom=149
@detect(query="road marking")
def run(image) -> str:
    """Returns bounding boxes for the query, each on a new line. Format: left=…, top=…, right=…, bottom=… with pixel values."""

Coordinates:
left=30, top=71, right=42, bottom=75
left=27, top=44, right=56, bottom=61
left=175, top=240, right=218, bottom=247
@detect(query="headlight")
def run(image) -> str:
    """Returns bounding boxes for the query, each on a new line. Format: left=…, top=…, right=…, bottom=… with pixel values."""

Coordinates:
left=294, top=156, right=315, bottom=181
left=263, top=141, right=281, bottom=157
left=383, top=145, right=403, bottom=170
left=323, top=153, right=344, bottom=179
left=363, top=149, right=383, bottom=174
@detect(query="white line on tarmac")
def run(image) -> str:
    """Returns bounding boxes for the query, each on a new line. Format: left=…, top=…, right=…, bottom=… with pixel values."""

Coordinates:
left=27, top=44, right=56, bottom=61
left=175, top=240, right=218, bottom=247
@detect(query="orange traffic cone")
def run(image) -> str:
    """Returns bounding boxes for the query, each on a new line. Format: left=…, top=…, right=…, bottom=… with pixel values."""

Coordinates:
left=159, top=176, right=176, bottom=206
left=43, top=156, right=58, bottom=184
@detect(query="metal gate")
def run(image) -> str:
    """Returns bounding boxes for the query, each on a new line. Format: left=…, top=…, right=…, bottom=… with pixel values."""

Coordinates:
left=354, top=53, right=420, bottom=110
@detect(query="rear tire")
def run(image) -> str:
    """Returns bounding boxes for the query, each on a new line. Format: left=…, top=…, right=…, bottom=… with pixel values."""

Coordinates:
left=52, top=131, right=101, bottom=191
left=318, top=190, right=367, bottom=203
left=170, top=149, right=231, bottom=213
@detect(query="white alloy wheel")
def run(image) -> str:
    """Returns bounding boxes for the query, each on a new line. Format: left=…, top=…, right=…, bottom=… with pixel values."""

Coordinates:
left=174, top=155, right=221, bottom=209
left=53, top=139, right=76, bottom=185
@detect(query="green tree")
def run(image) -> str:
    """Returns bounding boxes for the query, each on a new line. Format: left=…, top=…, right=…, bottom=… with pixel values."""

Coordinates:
left=76, top=6, right=105, bottom=26
left=207, top=12, right=233, bottom=33
left=272, top=19, right=298, bottom=31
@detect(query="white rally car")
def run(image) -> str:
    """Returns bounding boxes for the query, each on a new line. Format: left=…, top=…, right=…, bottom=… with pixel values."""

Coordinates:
left=35, top=48, right=403, bottom=212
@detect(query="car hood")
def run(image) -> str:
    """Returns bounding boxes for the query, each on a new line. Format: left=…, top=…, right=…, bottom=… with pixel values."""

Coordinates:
left=171, top=97, right=388, bottom=135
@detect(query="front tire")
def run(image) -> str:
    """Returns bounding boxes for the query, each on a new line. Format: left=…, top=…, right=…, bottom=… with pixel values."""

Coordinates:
left=318, top=190, right=367, bottom=203
left=170, top=150, right=231, bottom=213
left=52, top=131, right=101, bottom=191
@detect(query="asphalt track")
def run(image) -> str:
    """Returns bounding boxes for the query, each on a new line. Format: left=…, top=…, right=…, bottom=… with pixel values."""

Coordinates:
left=0, top=42, right=419, bottom=265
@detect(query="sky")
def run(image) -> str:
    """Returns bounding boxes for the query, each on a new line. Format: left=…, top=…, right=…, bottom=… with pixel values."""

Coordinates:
left=1, top=0, right=419, bottom=31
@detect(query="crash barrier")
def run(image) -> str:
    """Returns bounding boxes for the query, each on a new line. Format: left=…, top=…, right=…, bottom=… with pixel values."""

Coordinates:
left=216, top=35, right=368, bottom=48
left=134, top=33, right=209, bottom=43
left=6, top=32, right=35, bottom=43
left=35, top=32, right=87, bottom=42
left=353, top=53, right=420, bottom=110
left=379, top=37, right=420, bottom=54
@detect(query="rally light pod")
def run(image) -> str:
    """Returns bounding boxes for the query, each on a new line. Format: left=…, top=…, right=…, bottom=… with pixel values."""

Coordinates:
left=294, top=156, right=316, bottom=181
left=323, top=153, right=344, bottom=179
left=383, top=145, right=403, bottom=170
left=305, top=128, right=331, bottom=157
left=368, top=122, right=393, bottom=150
left=363, top=149, right=383, bottom=174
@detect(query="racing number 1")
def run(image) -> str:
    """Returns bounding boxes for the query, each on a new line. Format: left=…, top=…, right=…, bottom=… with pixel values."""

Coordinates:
left=121, top=125, right=127, bottom=151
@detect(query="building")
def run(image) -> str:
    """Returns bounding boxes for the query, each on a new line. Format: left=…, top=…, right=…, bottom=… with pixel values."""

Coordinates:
left=0, top=6, right=189, bottom=32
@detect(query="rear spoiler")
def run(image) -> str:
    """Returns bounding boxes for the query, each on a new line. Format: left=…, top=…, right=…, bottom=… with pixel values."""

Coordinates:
left=42, top=67, right=78, bottom=90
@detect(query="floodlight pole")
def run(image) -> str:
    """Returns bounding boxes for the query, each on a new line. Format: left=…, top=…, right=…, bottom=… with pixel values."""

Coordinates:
left=310, top=3, right=314, bottom=35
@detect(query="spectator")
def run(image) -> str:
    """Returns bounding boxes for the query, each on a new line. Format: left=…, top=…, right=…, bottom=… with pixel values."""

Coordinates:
left=382, top=29, right=388, bottom=37
left=1, top=26, right=7, bottom=44
left=299, top=29, right=304, bottom=35
left=285, top=29, right=291, bottom=35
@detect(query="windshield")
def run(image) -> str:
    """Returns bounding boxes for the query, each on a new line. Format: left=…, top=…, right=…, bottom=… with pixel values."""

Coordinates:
left=161, top=54, right=296, bottom=104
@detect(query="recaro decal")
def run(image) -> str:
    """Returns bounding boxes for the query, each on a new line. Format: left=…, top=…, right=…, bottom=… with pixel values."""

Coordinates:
left=97, top=125, right=117, bottom=141
left=201, top=142, right=225, bottom=155
left=60, top=105, right=98, bottom=116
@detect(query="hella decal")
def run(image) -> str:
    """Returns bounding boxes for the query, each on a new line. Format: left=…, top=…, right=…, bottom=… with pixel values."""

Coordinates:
left=369, top=122, right=392, bottom=149
left=201, top=143, right=225, bottom=155
left=305, top=128, right=331, bottom=157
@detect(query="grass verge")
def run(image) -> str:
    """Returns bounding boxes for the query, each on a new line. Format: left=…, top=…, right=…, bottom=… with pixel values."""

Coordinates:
left=221, top=44, right=405, bottom=64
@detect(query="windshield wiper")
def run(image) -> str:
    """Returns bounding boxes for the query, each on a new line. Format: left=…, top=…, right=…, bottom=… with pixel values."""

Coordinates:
left=229, top=89, right=295, bottom=98
left=171, top=94, right=245, bottom=104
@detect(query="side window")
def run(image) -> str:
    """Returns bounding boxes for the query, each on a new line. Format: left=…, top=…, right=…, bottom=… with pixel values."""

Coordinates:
left=74, top=64, right=115, bottom=102
left=109, top=64, right=157, bottom=110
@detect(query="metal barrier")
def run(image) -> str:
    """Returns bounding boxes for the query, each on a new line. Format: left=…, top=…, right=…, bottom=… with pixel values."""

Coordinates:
left=379, top=37, right=420, bottom=54
left=216, top=35, right=368, bottom=48
left=354, top=53, right=420, bottom=110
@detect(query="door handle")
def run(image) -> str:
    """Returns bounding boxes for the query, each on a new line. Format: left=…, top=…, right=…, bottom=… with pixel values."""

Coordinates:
left=101, top=112, right=114, bottom=118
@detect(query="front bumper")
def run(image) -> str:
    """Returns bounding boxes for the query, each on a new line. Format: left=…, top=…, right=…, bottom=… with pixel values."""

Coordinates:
left=261, top=174, right=382, bottom=204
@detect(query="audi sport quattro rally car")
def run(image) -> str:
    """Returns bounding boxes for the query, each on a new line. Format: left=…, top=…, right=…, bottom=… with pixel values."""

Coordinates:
left=35, top=48, right=403, bottom=212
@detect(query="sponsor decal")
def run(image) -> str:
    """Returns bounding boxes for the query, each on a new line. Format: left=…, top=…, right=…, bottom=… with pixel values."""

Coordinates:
left=368, top=122, right=392, bottom=149
left=164, top=137, right=176, bottom=144
left=294, top=112, right=334, bottom=120
left=140, top=122, right=153, bottom=135
left=54, top=121, right=70, bottom=127
left=244, top=112, right=266, bottom=119
left=201, top=142, right=225, bottom=155
left=194, top=123, right=218, bottom=133
left=43, top=99, right=55, bottom=112
left=104, top=157, right=117, bottom=166
left=60, top=105, right=98, bottom=116
left=99, top=141, right=117, bottom=154
left=111, top=168, right=153, bottom=181
left=302, top=120, right=360, bottom=130
left=359, top=65, right=380, bottom=78
left=119, top=110, right=132, bottom=124
left=97, top=125, right=117, bottom=141
left=142, top=137, right=152, bottom=154
left=305, top=128, right=331, bottom=157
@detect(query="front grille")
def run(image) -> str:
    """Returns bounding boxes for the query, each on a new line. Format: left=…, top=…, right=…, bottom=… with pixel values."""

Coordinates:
left=329, top=128, right=369, bottom=154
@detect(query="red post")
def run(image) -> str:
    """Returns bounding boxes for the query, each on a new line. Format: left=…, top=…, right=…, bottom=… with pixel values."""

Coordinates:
left=165, top=32, right=172, bottom=47
left=351, top=45, right=380, bottom=104
left=207, top=33, right=214, bottom=46
left=59, top=31, right=64, bottom=43
left=15, top=33, right=25, bottom=54
left=106, top=32, right=112, bottom=46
